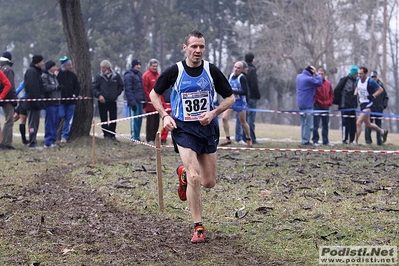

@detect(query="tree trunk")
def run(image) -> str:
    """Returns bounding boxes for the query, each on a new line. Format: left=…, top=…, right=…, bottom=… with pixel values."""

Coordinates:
left=59, top=0, right=93, bottom=139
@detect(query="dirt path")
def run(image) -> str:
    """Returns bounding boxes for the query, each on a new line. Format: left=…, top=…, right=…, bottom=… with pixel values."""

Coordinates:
left=1, top=163, right=273, bottom=265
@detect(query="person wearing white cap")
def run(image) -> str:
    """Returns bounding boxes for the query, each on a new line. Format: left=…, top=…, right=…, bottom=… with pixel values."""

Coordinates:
left=0, top=51, right=18, bottom=149
left=57, top=56, right=81, bottom=143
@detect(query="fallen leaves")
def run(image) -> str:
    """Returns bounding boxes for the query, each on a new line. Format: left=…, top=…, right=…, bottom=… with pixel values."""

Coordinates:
left=61, top=248, right=75, bottom=255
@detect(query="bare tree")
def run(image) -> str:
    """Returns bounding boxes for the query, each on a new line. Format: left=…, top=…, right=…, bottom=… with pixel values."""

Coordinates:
left=247, top=0, right=341, bottom=124
left=388, top=3, right=399, bottom=131
left=59, top=0, right=93, bottom=139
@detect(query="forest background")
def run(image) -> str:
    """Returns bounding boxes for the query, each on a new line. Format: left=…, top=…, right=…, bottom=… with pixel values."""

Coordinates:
left=0, top=0, right=398, bottom=138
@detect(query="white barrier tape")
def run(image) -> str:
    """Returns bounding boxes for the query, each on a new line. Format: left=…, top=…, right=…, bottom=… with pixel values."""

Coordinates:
left=244, top=107, right=399, bottom=121
left=0, top=96, right=92, bottom=102
left=93, top=125, right=158, bottom=149
left=94, top=108, right=171, bottom=126
left=216, top=146, right=399, bottom=154
left=94, top=111, right=159, bottom=126
left=94, top=136, right=399, bottom=155
left=277, top=111, right=397, bottom=120
left=91, top=108, right=398, bottom=155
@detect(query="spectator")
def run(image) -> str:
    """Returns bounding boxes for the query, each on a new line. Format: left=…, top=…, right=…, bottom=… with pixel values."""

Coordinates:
left=160, top=88, right=171, bottom=145
left=13, top=81, right=28, bottom=145
left=42, top=60, right=61, bottom=148
left=333, top=65, right=358, bottom=144
left=353, top=67, right=388, bottom=145
left=149, top=30, right=234, bottom=243
left=143, top=59, right=160, bottom=144
left=24, top=55, right=46, bottom=150
left=234, top=61, right=249, bottom=145
left=57, top=56, right=80, bottom=143
left=312, top=67, right=334, bottom=146
left=244, top=53, right=261, bottom=144
left=365, top=71, right=389, bottom=145
left=220, top=61, right=252, bottom=148
left=0, top=70, right=12, bottom=148
left=0, top=51, right=18, bottom=149
left=124, top=59, right=145, bottom=141
left=296, top=65, right=322, bottom=146
left=91, top=60, right=124, bottom=141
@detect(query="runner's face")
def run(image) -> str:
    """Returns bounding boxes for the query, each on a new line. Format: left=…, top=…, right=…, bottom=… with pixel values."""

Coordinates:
left=183, top=36, right=205, bottom=67
left=358, top=69, right=366, bottom=81
left=233, top=62, right=243, bottom=76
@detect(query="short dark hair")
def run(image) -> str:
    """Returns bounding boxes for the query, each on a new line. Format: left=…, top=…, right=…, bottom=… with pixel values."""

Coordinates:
left=245, top=52, right=255, bottom=63
left=359, top=66, right=368, bottom=74
left=184, top=30, right=204, bottom=45
left=318, top=67, right=326, bottom=73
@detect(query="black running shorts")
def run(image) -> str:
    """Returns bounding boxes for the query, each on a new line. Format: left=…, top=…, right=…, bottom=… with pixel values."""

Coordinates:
left=172, top=118, right=220, bottom=155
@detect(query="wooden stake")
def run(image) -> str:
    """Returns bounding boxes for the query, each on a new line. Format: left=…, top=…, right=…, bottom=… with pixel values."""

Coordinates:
left=92, top=119, right=96, bottom=165
left=155, top=132, right=164, bottom=212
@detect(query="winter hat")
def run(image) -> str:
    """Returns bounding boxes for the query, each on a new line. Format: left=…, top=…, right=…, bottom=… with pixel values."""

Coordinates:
left=1, top=51, right=12, bottom=61
left=305, top=66, right=314, bottom=74
left=60, top=56, right=72, bottom=67
left=370, top=71, right=378, bottom=77
left=349, top=65, right=358, bottom=76
left=45, top=60, right=56, bottom=70
left=32, top=55, right=44, bottom=64
left=131, top=58, right=141, bottom=68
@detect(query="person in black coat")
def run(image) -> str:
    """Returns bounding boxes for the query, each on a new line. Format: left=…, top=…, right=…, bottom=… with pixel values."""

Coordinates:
left=57, top=56, right=81, bottom=143
left=24, top=55, right=45, bottom=149
left=365, top=71, right=389, bottom=145
left=91, top=60, right=124, bottom=141
left=333, top=65, right=358, bottom=144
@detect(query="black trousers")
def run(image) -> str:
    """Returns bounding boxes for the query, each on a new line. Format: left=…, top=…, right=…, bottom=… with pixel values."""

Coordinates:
left=146, top=113, right=160, bottom=142
left=98, top=101, right=117, bottom=138
left=341, top=110, right=356, bottom=143
left=27, top=109, right=41, bottom=147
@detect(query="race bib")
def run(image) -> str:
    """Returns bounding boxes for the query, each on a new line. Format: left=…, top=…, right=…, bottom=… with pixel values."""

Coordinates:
left=359, top=89, right=368, bottom=102
left=182, top=91, right=210, bottom=121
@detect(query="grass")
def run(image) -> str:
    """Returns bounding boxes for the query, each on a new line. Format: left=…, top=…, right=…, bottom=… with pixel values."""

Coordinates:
left=1, top=117, right=399, bottom=265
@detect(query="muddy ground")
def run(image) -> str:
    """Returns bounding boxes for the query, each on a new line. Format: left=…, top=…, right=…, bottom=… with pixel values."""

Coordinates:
left=1, top=137, right=398, bottom=265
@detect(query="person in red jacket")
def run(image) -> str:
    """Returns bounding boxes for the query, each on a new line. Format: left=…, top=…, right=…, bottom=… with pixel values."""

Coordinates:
left=0, top=70, right=11, bottom=148
left=312, top=67, right=334, bottom=146
left=143, top=59, right=161, bottom=144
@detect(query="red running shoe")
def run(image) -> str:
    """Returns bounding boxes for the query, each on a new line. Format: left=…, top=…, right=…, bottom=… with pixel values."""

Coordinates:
left=176, top=165, right=187, bottom=201
left=191, top=225, right=205, bottom=243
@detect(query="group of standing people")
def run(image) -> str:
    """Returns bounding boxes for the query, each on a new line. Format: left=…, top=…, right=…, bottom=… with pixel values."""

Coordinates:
left=297, top=64, right=389, bottom=146
left=91, top=58, right=171, bottom=145
left=0, top=52, right=80, bottom=150
left=24, top=55, right=80, bottom=149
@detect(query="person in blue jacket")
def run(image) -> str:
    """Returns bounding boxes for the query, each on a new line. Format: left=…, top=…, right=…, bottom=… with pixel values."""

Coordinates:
left=13, top=81, right=28, bottom=144
left=296, top=65, right=323, bottom=145
left=123, top=59, right=145, bottom=141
